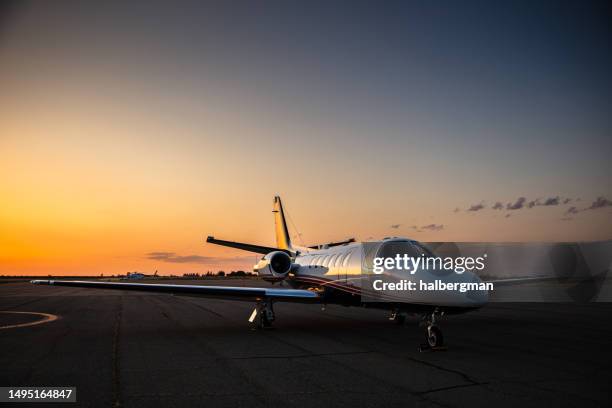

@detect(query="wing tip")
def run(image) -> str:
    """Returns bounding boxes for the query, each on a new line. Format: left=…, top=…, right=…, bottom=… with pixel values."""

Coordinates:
left=31, top=279, right=52, bottom=285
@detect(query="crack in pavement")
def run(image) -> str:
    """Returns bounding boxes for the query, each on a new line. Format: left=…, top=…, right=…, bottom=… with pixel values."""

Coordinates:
left=416, top=382, right=489, bottom=395
left=403, top=356, right=480, bottom=385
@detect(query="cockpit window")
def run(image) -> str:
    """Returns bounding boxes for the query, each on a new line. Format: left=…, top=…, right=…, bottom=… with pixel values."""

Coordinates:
left=411, top=241, right=435, bottom=257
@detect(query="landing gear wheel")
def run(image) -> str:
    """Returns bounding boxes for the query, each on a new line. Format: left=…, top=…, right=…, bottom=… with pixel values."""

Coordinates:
left=426, top=326, right=444, bottom=348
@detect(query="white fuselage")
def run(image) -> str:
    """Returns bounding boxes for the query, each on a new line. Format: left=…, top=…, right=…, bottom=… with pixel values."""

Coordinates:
left=287, top=238, right=489, bottom=311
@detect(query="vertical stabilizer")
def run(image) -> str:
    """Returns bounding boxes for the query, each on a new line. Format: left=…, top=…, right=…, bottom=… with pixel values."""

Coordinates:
left=273, top=196, right=292, bottom=250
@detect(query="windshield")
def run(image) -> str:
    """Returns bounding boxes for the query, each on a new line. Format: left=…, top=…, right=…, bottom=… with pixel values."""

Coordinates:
left=376, top=240, right=427, bottom=259
left=411, top=241, right=436, bottom=257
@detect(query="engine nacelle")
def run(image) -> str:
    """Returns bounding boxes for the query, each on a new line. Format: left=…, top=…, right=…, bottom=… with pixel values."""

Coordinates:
left=254, top=251, right=292, bottom=282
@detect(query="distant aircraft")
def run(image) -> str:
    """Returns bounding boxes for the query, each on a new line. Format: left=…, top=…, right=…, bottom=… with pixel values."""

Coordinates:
left=32, top=196, right=525, bottom=348
left=122, top=272, right=145, bottom=280
left=120, top=272, right=159, bottom=280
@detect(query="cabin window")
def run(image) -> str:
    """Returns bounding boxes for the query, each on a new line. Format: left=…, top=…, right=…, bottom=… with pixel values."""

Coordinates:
left=335, top=252, right=346, bottom=268
left=328, top=254, right=338, bottom=269
left=343, top=250, right=354, bottom=267
left=322, top=255, right=331, bottom=267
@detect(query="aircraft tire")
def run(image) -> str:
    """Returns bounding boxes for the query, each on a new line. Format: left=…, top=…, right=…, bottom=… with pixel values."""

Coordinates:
left=427, top=326, right=444, bottom=348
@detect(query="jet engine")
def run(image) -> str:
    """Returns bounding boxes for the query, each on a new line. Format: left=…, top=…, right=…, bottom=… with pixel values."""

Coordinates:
left=254, top=251, right=293, bottom=281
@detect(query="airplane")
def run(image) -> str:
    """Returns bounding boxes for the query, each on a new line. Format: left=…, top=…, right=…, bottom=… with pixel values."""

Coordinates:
left=122, top=272, right=145, bottom=280
left=32, top=196, right=497, bottom=349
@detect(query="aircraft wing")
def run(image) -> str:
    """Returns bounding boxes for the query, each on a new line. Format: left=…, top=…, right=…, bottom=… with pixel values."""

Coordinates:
left=30, top=280, right=320, bottom=302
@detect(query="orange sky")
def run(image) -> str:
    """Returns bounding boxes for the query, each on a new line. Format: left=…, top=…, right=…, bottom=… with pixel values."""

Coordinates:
left=1, top=116, right=610, bottom=276
left=1, top=90, right=611, bottom=276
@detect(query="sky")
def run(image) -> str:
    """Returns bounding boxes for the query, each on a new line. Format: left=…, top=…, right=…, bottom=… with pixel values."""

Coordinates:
left=1, top=1, right=611, bottom=276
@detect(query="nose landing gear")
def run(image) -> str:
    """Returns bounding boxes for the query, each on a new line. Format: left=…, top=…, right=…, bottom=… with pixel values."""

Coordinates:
left=419, top=309, right=447, bottom=352
left=426, top=325, right=444, bottom=348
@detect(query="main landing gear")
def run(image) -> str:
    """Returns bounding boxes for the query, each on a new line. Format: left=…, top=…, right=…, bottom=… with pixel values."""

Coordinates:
left=249, top=300, right=275, bottom=329
left=419, top=309, right=446, bottom=352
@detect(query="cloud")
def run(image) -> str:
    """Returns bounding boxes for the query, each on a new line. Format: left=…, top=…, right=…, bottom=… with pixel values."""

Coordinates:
left=390, top=224, right=401, bottom=229
left=467, top=202, right=485, bottom=212
left=146, top=252, right=211, bottom=263
left=421, top=224, right=444, bottom=231
left=146, top=252, right=252, bottom=264
left=565, top=206, right=579, bottom=215
left=147, top=252, right=176, bottom=260
left=542, top=196, right=560, bottom=206
left=527, top=196, right=559, bottom=208
left=563, top=197, right=612, bottom=216
left=587, top=196, right=612, bottom=210
left=455, top=195, right=599, bottom=216
left=506, top=197, right=526, bottom=210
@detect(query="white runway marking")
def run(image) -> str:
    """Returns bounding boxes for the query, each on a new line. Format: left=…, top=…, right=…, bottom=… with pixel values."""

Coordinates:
left=0, top=311, right=59, bottom=330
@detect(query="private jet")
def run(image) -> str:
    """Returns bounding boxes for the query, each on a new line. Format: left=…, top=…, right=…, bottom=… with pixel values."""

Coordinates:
left=32, top=196, right=494, bottom=349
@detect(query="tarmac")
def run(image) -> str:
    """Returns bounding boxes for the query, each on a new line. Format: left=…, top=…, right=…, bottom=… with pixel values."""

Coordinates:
left=1, top=279, right=611, bottom=407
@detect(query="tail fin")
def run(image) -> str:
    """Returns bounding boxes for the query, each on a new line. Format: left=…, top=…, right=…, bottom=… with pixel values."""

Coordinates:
left=273, top=196, right=292, bottom=250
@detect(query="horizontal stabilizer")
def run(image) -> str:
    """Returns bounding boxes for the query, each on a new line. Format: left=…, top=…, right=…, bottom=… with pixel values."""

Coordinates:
left=206, top=236, right=293, bottom=255
left=308, top=238, right=355, bottom=249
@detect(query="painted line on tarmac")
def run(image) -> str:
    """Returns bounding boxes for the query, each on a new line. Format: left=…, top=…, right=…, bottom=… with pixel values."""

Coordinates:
left=0, top=311, right=59, bottom=330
